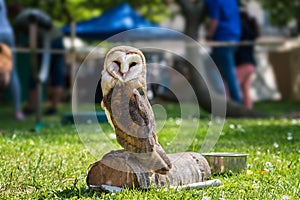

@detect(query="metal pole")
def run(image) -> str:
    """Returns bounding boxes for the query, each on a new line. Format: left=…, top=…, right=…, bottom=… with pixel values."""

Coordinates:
left=29, top=22, right=42, bottom=125
left=70, top=21, right=77, bottom=113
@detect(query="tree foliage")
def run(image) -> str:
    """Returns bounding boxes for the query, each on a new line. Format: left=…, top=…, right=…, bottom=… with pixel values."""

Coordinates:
left=6, top=0, right=170, bottom=26
left=257, top=0, right=300, bottom=33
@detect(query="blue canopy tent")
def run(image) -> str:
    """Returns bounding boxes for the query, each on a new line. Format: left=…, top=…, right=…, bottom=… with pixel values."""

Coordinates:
left=61, top=3, right=183, bottom=125
left=61, top=3, right=182, bottom=41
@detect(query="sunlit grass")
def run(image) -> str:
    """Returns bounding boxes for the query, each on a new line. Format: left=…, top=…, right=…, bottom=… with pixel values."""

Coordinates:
left=0, top=101, right=300, bottom=199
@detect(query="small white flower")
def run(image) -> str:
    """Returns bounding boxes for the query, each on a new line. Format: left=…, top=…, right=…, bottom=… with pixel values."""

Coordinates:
left=281, top=195, right=289, bottom=200
left=273, top=142, right=279, bottom=148
left=291, top=119, right=297, bottom=125
left=265, top=162, right=272, bottom=167
left=287, top=132, right=293, bottom=141
left=229, top=124, right=235, bottom=129
left=264, top=161, right=274, bottom=171
left=175, top=118, right=182, bottom=125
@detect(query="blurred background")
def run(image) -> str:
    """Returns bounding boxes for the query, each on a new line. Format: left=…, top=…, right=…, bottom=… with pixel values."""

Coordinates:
left=1, top=0, right=300, bottom=126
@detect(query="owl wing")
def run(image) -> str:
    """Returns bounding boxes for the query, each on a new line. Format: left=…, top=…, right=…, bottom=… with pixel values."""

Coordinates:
left=129, top=89, right=172, bottom=173
left=101, top=89, right=116, bottom=130
left=129, top=88, right=155, bottom=136
left=101, top=86, right=154, bottom=145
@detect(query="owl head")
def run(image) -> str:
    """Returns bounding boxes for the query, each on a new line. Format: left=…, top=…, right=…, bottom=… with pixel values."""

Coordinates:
left=101, top=46, right=147, bottom=96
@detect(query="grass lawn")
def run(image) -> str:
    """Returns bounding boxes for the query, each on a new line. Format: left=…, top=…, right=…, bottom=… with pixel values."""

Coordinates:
left=0, top=100, right=300, bottom=199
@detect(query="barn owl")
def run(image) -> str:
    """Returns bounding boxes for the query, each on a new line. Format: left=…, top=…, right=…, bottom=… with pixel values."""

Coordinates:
left=101, top=46, right=172, bottom=174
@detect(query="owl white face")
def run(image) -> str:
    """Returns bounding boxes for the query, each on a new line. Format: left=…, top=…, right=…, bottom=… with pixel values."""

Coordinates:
left=101, top=46, right=147, bottom=97
left=103, top=46, right=146, bottom=83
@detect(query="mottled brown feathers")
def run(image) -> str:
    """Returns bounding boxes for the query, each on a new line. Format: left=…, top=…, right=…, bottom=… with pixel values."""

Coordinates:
left=101, top=46, right=172, bottom=174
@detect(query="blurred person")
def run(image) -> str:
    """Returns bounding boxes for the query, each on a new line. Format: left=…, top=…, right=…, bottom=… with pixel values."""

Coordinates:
left=205, top=0, right=242, bottom=104
left=235, top=11, right=259, bottom=109
left=0, top=0, right=24, bottom=120
left=13, top=8, right=65, bottom=115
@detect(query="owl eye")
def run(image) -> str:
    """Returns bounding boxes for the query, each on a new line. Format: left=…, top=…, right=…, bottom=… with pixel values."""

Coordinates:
left=129, top=62, right=137, bottom=68
left=113, top=61, right=121, bottom=67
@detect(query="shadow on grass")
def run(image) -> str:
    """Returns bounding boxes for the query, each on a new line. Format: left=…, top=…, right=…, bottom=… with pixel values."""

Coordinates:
left=45, top=187, right=104, bottom=199
left=254, top=100, right=300, bottom=117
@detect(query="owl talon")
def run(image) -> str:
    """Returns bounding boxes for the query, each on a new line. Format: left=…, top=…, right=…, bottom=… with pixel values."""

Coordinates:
left=154, top=168, right=169, bottom=175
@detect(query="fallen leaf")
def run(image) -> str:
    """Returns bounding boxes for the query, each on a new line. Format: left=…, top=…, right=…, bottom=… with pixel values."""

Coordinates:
left=260, top=169, right=268, bottom=174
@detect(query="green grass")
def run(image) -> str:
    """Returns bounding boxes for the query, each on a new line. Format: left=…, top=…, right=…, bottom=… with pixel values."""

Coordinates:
left=0, top=101, right=300, bottom=199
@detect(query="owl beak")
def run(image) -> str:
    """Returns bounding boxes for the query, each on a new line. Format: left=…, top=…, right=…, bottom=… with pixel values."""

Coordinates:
left=120, top=71, right=129, bottom=81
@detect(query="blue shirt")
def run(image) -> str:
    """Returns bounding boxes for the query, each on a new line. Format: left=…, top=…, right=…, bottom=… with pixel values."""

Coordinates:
left=205, top=0, right=241, bottom=42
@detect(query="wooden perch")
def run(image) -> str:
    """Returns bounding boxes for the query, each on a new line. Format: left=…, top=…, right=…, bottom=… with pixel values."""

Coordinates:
left=87, top=150, right=211, bottom=189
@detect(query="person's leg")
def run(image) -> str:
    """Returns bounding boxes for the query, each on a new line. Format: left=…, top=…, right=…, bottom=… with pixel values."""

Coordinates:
left=0, top=32, right=24, bottom=119
left=23, top=51, right=45, bottom=114
left=23, top=66, right=38, bottom=114
left=209, top=49, right=227, bottom=96
left=9, top=67, right=24, bottom=119
left=24, top=89, right=37, bottom=111
left=46, top=38, right=65, bottom=114
left=49, top=86, right=63, bottom=108
left=212, top=47, right=242, bottom=104
left=242, top=77, right=253, bottom=109
left=236, top=63, right=255, bottom=109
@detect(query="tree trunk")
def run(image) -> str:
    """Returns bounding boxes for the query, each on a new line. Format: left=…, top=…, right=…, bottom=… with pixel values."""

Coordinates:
left=87, top=150, right=211, bottom=189
left=61, top=0, right=73, bottom=24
